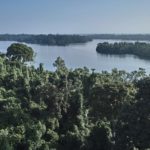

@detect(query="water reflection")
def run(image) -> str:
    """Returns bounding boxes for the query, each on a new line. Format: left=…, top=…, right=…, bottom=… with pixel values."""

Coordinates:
left=0, top=40, right=150, bottom=73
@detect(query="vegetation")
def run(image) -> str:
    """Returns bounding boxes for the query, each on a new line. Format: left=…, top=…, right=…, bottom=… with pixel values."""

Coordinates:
left=0, top=43, right=149, bottom=150
left=0, top=34, right=92, bottom=46
left=96, top=42, right=150, bottom=59
left=89, top=34, right=150, bottom=41
left=6, top=43, right=34, bottom=62
left=2, top=34, right=150, bottom=46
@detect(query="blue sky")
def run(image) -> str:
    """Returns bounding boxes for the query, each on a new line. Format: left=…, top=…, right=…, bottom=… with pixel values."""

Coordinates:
left=0, top=0, right=150, bottom=34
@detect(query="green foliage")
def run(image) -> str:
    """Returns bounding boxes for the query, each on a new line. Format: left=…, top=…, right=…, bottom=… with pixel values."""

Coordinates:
left=96, top=42, right=150, bottom=59
left=115, top=78, right=150, bottom=150
left=0, top=129, right=14, bottom=150
left=89, top=34, right=150, bottom=41
left=6, top=43, right=34, bottom=62
left=0, top=34, right=92, bottom=46
left=0, top=43, right=150, bottom=149
left=85, top=121, right=112, bottom=150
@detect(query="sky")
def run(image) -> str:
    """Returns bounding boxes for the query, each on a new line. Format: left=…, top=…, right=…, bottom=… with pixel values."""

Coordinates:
left=0, top=0, right=150, bottom=34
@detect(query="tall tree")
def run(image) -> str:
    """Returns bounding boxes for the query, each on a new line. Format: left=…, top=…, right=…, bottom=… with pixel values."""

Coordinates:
left=6, top=43, right=34, bottom=62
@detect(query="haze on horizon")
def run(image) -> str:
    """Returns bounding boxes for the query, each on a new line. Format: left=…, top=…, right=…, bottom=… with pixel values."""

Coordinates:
left=1, top=0, right=150, bottom=34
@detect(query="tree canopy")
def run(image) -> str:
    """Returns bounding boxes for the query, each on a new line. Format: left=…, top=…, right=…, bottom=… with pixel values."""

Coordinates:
left=96, top=42, right=150, bottom=59
left=6, top=43, right=34, bottom=62
left=0, top=43, right=149, bottom=150
left=0, top=34, right=92, bottom=46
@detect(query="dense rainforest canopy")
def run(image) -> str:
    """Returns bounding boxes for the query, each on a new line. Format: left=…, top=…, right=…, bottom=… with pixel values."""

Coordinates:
left=0, top=43, right=149, bottom=150
left=96, top=42, right=150, bottom=59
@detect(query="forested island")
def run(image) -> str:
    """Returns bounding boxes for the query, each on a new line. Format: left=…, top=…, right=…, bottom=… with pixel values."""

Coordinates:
left=0, top=34, right=92, bottom=46
left=96, top=42, right=150, bottom=59
left=2, top=34, right=150, bottom=46
left=0, top=43, right=149, bottom=150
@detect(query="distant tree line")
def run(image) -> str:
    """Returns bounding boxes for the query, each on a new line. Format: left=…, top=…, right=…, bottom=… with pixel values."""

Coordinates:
left=96, top=42, right=150, bottom=59
left=88, top=34, right=150, bottom=41
left=0, top=43, right=149, bottom=150
left=0, top=34, right=92, bottom=46
left=3, top=34, right=150, bottom=46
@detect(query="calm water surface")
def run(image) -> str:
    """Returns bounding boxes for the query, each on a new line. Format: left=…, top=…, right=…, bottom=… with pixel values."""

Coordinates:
left=1, top=40, right=150, bottom=73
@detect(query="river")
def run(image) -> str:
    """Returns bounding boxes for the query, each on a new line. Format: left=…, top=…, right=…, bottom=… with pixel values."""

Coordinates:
left=1, top=39, right=150, bottom=73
